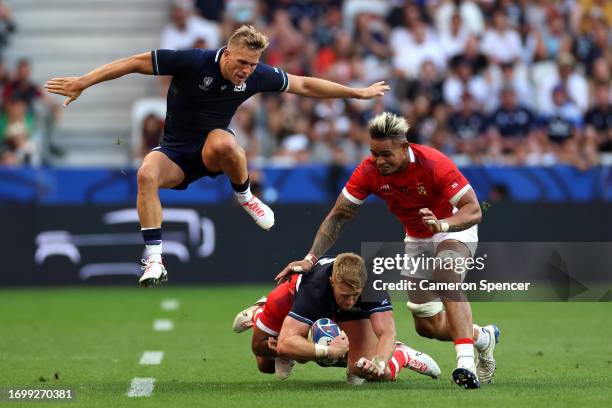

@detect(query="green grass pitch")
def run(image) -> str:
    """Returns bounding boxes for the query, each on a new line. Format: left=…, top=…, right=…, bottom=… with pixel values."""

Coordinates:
left=0, top=287, right=610, bottom=407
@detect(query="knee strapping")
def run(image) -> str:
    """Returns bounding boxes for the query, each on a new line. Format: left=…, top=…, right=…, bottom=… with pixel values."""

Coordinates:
left=406, top=300, right=443, bottom=317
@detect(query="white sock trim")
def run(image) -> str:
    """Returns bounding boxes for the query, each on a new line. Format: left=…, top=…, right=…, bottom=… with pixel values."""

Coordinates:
left=234, top=187, right=253, bottom=204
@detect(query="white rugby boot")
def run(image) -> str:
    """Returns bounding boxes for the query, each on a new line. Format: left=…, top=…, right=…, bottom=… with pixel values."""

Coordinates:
left=241, top=196, right=275, bottom=230
left=232, top=296, right=267, bottom=333
left=139, top=259, right=168, bottom=287
left=476, top=324, right=500, bottom=383
left=275, top=357, right=295, bottom=380
left=395, top=342, right=441, bottom=379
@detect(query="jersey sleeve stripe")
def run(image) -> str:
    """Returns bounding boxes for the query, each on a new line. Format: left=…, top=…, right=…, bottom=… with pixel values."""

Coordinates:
left=151, top=50, right=160, bottom=76
left=368, top=306, right=393, bottom=314
left=449, top=184, right=472, bottom=206
left=279, top=70, right=289, bottom=92
left=288, top=312, right=314, bottom=326
left=342, top=187, right=365, bottom=205
left=255, top=318, right=279, bottom=336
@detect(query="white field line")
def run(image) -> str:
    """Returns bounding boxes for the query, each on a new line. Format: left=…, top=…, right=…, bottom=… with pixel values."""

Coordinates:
left=161, top=299, right=180, bottom=311
left=126, top=377, right=155, bottom=397
left=153, top=319, right=173, bottom=331
left=139, top=351, right=164, bottom=365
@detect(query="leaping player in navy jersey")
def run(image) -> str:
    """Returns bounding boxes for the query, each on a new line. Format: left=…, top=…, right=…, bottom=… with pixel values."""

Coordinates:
left=45, top=25, right=389, bottom=287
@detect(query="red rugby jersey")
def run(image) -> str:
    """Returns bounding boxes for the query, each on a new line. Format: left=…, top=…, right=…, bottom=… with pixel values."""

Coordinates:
left=343, top=144, right=471, bottom=238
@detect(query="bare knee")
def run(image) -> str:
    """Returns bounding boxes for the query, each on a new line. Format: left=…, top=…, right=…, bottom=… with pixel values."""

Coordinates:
left=137, top=164, right=159, bottom=190
left=207, top=134, right=238, bottom=159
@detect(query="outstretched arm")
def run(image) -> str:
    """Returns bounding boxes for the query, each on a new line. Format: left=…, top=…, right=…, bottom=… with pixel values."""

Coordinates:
left=286, top=74, right=389, bottom=100
left=44, top=52, right=153, bottom=106
left=276, top=193, right=360, bottom=281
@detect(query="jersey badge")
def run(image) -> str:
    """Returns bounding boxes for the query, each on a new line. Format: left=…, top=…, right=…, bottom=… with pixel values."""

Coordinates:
left=234, top=83, right=247, bottom=92
left=198, top=76, right=214, bottom=91
left=416, top=183, right=427, bottom=195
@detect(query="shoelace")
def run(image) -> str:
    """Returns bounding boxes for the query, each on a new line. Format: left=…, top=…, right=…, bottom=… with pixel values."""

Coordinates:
left=141, top=259, right=161, bottom=271
left=478, top=356, right=495, bottom=372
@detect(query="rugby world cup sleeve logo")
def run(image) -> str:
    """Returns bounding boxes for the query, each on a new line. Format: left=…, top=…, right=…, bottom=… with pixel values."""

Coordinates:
left=198, top=76, right=214, bottom=91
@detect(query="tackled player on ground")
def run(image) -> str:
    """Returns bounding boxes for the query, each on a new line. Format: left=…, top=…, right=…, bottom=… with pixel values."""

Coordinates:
left=233, top=253, right=440, bottom=383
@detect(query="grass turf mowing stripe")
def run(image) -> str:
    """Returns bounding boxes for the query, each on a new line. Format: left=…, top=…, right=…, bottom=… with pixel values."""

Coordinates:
left=153, top=319, right=173, bottom=331
left=139, top=351, right=164, bottom=365
left=126, top=377, right=155, bottom=397
left=161, top=299, right=179, bottom=311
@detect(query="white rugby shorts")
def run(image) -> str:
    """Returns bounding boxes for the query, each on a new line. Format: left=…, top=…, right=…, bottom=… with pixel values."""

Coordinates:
left=400, top=224, right=478, bottom=278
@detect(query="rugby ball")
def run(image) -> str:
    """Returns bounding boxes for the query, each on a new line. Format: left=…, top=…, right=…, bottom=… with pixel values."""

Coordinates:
left=309, top=318, right=341, bottom=366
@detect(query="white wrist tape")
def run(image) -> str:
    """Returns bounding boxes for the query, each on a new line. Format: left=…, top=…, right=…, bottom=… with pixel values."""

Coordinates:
left=440, top=220, right=449, bottom=232
left=315, top=344, right=328, bottom=360
left=371, top=357, right=386, bottom=373
left=304, top=253, right=318, bottom=266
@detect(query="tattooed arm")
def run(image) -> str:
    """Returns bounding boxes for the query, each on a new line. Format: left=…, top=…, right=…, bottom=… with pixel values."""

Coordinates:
left=275, top=194, right=360, bottom=281
left=309, top=194, right=360, bottom=258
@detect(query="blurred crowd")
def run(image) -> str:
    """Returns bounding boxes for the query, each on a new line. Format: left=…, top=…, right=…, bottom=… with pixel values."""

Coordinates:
left=0, top=0, right=60, bottom=166
left=1, top=0, right=608, bottom=169
left=139, top=0, right=611, bottom=170
left=0, top=57, right=61, bottom=166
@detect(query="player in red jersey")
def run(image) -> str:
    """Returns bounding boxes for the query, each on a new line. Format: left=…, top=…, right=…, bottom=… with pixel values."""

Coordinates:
left=276, top=112, right=500, bottom=389
left=232, top=253, right=441, bottom=383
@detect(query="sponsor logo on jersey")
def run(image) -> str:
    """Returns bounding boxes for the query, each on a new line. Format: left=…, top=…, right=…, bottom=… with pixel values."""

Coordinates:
left=198, top=76, right=214, bottom=91
left=234, top=83, right=247, bottom=92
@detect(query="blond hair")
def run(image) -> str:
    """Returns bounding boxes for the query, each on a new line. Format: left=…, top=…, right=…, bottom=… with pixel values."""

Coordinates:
left=368, top=112, right=410, bottom=143
left=332, top=253, right=367, bottom=291
left=228, top=25, right=269, bottom=51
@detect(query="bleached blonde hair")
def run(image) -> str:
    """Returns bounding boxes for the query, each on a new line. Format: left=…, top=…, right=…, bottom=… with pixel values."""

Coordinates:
left=368, top=112, right=410, bottom=143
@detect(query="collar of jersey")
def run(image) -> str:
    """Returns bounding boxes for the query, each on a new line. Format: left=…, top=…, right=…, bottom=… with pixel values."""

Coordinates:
left=214, top=46, right=233, bottom=86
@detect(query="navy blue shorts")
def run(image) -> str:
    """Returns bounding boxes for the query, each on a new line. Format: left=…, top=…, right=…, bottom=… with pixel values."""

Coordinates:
left=153, top=128, right=234, bottom=190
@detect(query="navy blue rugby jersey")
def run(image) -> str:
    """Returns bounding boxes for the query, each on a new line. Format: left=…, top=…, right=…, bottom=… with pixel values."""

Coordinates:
left=288, top=257, right=393, bottom=325
left=151, top=47, right=289, bottom=146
